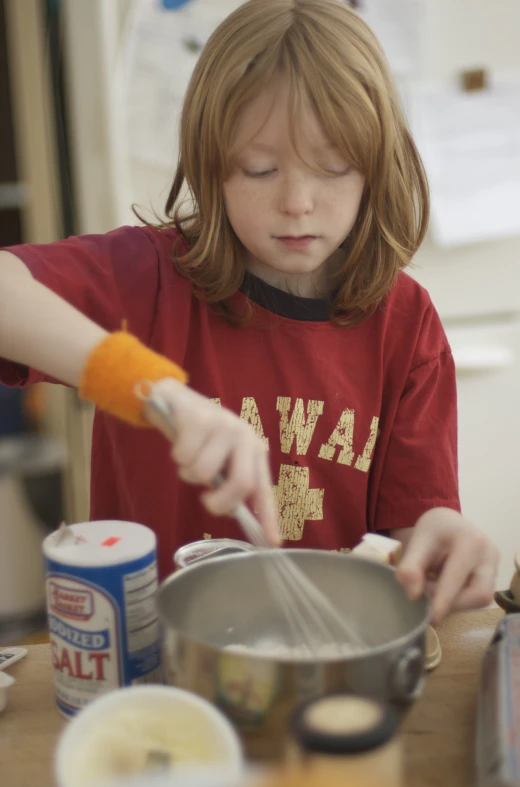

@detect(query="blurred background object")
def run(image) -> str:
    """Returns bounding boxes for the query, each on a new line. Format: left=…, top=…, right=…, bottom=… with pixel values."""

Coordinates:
left=0, top=0, right=77, bottom=644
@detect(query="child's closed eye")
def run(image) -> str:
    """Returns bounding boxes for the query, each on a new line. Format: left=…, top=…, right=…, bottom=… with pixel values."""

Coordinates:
left=242, top=168, right=277, bottom=178
left=324, top=166, right=353, bottom=177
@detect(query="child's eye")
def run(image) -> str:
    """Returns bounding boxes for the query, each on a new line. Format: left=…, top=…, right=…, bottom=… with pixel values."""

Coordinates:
left=243, top=168, right=276, bottom=178
left=325, top=166, right=352, bottom=177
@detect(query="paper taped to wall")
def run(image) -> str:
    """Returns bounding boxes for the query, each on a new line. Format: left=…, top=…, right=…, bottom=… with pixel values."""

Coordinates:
left=122, top=0, right=243, bottom=169
left=355, top=0, right=425, bottom=78
left=410, top=82, right=520, bottom=247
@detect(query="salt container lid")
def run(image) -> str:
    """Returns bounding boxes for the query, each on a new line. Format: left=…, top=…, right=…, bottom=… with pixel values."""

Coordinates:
left=43, top=521, right=156, bottom=567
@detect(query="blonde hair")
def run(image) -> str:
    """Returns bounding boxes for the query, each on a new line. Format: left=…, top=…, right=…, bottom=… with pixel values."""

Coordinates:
left=160, top=0, right=429, bottom=325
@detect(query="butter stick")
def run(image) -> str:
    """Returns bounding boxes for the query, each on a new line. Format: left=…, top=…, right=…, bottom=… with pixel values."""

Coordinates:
left=351, top=534, right=403, bottom=566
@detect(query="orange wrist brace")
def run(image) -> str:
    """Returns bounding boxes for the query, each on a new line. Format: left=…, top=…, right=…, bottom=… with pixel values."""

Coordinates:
left=79, top=331, right=188, bottom=427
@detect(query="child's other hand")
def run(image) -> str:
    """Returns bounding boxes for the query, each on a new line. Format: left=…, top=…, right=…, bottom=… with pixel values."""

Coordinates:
left=144, top=378, right=280, bottom=546
left=392, top=509, right=499, bottom=625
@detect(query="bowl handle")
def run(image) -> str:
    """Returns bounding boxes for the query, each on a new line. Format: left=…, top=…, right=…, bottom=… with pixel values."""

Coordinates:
left=390, top=646, right=424, bottom=702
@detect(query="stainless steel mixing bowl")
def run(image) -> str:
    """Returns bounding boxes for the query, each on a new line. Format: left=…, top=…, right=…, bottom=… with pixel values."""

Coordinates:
left=158, top=549, right=430, bottom=760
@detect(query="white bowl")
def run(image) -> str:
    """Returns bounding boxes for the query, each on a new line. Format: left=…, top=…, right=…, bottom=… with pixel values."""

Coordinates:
left=55, top=685, right=244, bottom=787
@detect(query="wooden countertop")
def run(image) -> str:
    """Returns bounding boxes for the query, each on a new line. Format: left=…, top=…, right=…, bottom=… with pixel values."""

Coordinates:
left=402, top=607, right=502, bottom=786
left=0, top=607, right=503, bottom=787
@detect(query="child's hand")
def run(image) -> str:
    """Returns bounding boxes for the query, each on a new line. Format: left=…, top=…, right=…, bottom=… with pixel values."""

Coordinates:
left=392, top=508, right=499, bottom=625
left=145, top=378, right=280, bottom=545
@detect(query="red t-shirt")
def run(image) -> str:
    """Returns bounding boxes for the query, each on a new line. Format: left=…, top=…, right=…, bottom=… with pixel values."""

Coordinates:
left=0, top=226, right=460, bottom=579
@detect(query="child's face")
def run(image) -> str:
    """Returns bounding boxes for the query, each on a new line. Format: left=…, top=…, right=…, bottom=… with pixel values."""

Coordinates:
left=223, top=80, right=365, bottom=296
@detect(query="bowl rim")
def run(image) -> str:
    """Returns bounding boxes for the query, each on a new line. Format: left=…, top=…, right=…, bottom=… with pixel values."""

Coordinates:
left=54, top=684, right=244, bottom=786
left=158, top=548, right=431, bottom=663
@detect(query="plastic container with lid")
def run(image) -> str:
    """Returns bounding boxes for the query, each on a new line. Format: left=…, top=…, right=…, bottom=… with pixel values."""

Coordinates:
left=55, top=684, right=244, bottom=787
left=287, top=693, right=402, bottom=787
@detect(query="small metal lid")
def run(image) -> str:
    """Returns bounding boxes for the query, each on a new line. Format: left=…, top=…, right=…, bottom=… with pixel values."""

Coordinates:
left=290, top=694, right=398, bottom=755
left=174, top=539, right=255, bottom=568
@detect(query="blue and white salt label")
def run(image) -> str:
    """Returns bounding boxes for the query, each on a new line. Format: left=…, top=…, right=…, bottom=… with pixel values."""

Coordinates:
left=47, top=579, right=120, bottom=696
left=43, top=521, right=163, bottom=717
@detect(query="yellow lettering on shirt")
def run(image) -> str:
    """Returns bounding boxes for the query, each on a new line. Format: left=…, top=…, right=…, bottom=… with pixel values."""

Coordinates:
left=318, top=408, right=355, bottom=465
left=240, top=397, right=269, bottom=449
left=277, top=397, right=324, bottom=456
left=354, top=416, right=379, bottom=473
left=273, top=464, right=324, bottom=541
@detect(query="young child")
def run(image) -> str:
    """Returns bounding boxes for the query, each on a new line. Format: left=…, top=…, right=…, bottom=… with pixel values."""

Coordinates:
left=0, top=0, right=497, bottom=623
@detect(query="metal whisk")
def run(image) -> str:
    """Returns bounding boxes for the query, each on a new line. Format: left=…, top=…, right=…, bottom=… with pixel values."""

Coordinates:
left=235, top=507, right=368, bottom=656
left=139, top=385, right=367, bottom=657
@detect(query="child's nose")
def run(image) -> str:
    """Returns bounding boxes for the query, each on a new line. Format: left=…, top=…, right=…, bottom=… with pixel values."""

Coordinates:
left=278, top=174, right=314, bottom=217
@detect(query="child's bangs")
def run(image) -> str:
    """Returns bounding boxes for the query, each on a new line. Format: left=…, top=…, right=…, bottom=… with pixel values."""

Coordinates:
left=284, top=50, right=381, bottom=180
left=221, top=64, right=379, bottom=182
left=219, top=54, right=283, bottom=177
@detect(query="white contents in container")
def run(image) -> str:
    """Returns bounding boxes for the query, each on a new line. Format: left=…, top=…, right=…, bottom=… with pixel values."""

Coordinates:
left=223, top=638, right=360, bottom=660
left=54, top=685, right=243, bottom=787
left=43, top=520, right=162, bottom=717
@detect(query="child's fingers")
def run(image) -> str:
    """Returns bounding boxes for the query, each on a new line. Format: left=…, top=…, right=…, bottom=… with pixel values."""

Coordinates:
left=170, top=415, right=212, bottom=467
left=448, top=562, right=497, bottom=614
left=395, top=566, right=425, bottom=601
left=429, top=538, right=482, bottom=624
left=395, top=512, right=499, bottom=621
left=395, top=532, right=438, bottom=600
left=149, top=379, right=278, bottom=539
left=431, top=532, right=498, bottom=623
left=201, top=434, right=263, bottom=517
left=252, top=451, right=281, bottom=546
left=176, top=429, right=232, bottom=487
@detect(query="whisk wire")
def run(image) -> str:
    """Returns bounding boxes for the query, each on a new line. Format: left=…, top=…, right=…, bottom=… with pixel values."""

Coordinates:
left=236, top=499, right=367, bottom=655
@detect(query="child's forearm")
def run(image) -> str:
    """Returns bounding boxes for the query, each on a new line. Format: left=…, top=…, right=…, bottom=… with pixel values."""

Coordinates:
left=0, top=250, right=107, bottom=386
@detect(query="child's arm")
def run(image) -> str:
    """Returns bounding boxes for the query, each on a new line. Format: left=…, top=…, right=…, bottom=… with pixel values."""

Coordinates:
left=0, top=250, right=280, bottom=544
left=0, top=250, right=107, bottom=386
left=391, top=510, right=499, bottom=625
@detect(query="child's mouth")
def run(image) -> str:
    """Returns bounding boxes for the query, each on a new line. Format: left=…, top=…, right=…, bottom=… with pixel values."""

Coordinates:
left=276, top=236, right=317, bottom=251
